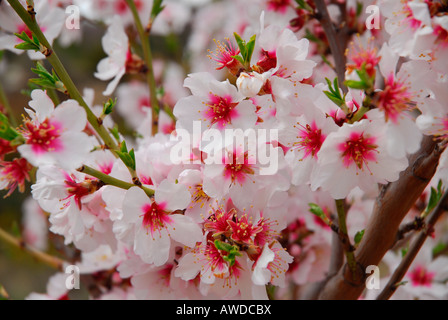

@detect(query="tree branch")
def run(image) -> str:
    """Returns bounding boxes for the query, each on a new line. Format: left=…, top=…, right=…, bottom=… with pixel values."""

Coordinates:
left=0, top=226, right=65, bottom=270
left=314, top=0, right=348, bottom=93
left=376, top=189, right=448, bottom=300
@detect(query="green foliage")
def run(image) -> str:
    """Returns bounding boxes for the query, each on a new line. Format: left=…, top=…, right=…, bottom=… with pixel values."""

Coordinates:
left=354, top=229, right=365, bottom=245
left=323, top=77, right=346, bottom=107
left=214, top=240, right=242, bottom=267
left=103, top=98, right=117, bottom=116
left=116, top=141, right=136, bottom=171
left=30, top=62, right=66, bottom=93
left=233, top=32, right=256, bottom=68
left=14, top=31, right=41, bottom=52
left=0, top=113, right=21, bottom=142
left=425, top=180, right=444, bottom=214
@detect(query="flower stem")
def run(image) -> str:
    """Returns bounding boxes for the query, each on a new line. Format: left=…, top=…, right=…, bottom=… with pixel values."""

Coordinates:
left=125, top=0, right=160, bottom=136
left=0, top=226, right=65, bottom=270
left=335, top=199, right=358, bottom=280
left=6, top=0, right=119, bottom=153
left=78, top=165, right=154, bottom=198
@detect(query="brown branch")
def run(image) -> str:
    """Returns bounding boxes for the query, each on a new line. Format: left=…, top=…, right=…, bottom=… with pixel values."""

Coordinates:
left=0, top=226, right=65, bottom=271
left=376, top=189, right=448, bottom=300
left=318, top=135, right=443, bottom=299
left=313, top=0, right=348, bottom=93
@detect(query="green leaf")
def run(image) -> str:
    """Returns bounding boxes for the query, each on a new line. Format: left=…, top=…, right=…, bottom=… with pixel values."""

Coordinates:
left=214, top=239, right=233, bottom=252
left=295, top=0, right=314, bottom=12
left=425, top=180, right=444, bottom=214
left=401, top=247, right=408, bottom=257
left=232, top=32, right=256, bottom=67
left=308, top=203, right=324, bottom=218
left=323, top=90, right=344, bottom=107
left=14, top=32, right=41, bottom=52
left=245, top=34, right=256, bottom=65
left=432, top=242, right=447, bottom=257
left=356, top=1, right=363, bottom=17
left=233, top=32, right=246, bottom=60
left=116, top=141, right=136, bottom=171
left=103, top=98, right=117, bottom=116
left=0, top=113, right=20, bottom=141
left=109, top=126, right=120, bottom=142
left=151, top=0, right=165, bottom=20
left=30, top=62, right=65, bottom=93
left=354, top=229, right=365, bottom=245
left=344, top=80, right=370, bottom=90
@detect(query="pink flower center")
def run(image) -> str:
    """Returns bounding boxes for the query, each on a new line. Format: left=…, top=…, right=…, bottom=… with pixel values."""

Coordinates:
left=137, top=96, right=151, bottom=113
left=409, top=265, right=435, bottom=287
left=0, top=158, right=31, bottom=197
left=23, top=118, right=63, bottom=155
left=204, top=94, right=238, bottom=129
left=347, top=41, right=380, bottom=78
left=378, top=73, right=412, bottom=123
left=228, top=214, right=262, bottom=244
left=293, top=121, right=325, bottom=159
left=338, top=131, right=378, bottom=170
left=141, top=201, right=171, bottom=236
left=267, top=0, right=292, bottom=13
left=115, top=0, right=142, bottom=14
left=433, top=25, right=448, bottom=48
left=64, top=174, right=92, bottom=210
left=223, top=151, right=255, bottom=184
left=404, top=4, right=422, bottom=30
left=208, top=39, right=241, bottom=71
left=256, top=50, right=277, bottom=73
left=205, top=208, right=235, bottom=235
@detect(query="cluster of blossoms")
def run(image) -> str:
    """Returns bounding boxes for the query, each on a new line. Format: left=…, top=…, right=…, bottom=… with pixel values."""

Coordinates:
left=0, top=0, right=448, bottom=300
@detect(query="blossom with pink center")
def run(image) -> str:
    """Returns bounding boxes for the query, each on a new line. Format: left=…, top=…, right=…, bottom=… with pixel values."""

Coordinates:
left=408, top=265, right=435, bottom=287
left=255, top=22, right=316, bottom=81
left=278, top=96, right=338, bottom=185
left=173, top=72, right=257, bottom=133
left=346, top=35, right=381, bottom=79
left=311, top=111, right=408, bottom=199
left=251, top=241, right=293, bottom=287
left=381, top=0, right=431, bottom=57
left=175, top=237, right=243, bottom=292
left=378, top=241, right=448, bottom=299
left=266, top=0, right=292, bottom=14
left=17, top=90, right=92, bottom=171
left=378, top=73, right=413, bottom=123
left=122, top=182, right=203, bottom=266
left=208, top=38, right=242, bottom=74
left=31, top=164, right=115, bottom=252
left=376, top=43, right=423, bottom=159
left=0, top=158, right=32, bottom=197
left=0, top=0, right=65, bottom=60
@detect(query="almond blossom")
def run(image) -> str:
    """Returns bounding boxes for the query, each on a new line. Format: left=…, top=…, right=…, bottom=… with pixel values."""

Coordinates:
left=17, top=89, right=93, bottom=171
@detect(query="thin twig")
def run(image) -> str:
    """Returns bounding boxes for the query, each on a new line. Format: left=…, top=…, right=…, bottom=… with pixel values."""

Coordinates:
left=125, top=0, right=159, bottom=136
left=376, top=190, right=448, bottom=300
left=314, top=0, right=348, bottom=93
left=77, top=165, right=154, bottom=198
left=0, top=226, right=65, bottom=270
